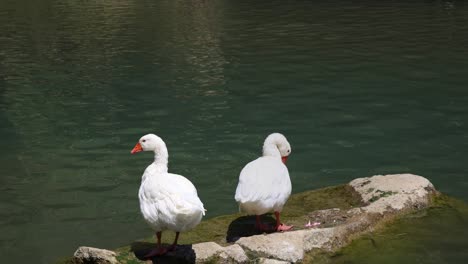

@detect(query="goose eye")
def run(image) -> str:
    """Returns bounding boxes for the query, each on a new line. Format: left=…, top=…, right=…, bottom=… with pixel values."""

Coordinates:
left=142, top=139, right=146, bottom=143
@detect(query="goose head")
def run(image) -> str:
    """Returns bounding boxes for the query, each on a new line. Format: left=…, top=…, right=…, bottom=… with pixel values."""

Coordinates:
left=263, top=133, right=292, bottom=164
left=130, top=133, right=166, bottom=154
left=277, top=135, right=291, bottom=164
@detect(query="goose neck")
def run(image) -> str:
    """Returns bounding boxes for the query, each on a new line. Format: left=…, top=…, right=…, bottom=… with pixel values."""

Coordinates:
left=152, top=146, right=169, bottom=173
left=262, top=142, right=281, bottom=158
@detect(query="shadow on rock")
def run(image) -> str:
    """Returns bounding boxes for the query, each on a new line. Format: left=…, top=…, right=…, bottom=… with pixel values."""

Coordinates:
left=226, top=214, right=276, bottom=242
left=131, top=242, right=195, bottom=264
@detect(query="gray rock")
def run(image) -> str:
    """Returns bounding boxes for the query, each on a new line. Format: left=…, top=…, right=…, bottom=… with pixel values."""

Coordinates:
left=192, top=241, right=224, bottom=263
left=234, top=174, right=437, bottom=263
left=73, top=246, right=118, bottom=264
left=236, top=230, right=308, bottom=262
left=307, top=208, right=346, bottom=227
left=303, top=213, right=374, bottom=252
left=349, top=173, right=436, bottom=214
left=346, top=207, right=363, bottom=216
left=257, top=258, right=290, bottom=264
left=74, top=174, right=438, bottom=264
left=303, top=228, right=335, bottom=251
left=218, top=244, right=249, bottom=263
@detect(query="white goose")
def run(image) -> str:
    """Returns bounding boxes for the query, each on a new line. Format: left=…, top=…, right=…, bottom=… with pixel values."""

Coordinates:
left=131, top=134, right=205, bottom=257
left=235, top=133, right=293, bottom=232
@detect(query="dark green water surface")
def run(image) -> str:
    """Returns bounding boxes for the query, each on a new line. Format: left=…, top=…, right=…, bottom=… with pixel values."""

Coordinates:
left=1, top=0, right=467, bottom=263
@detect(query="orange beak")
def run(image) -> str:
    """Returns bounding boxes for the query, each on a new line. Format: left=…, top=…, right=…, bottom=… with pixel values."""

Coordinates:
left=131, top=142, right=143, bottom=154
left=281, top=156, right=288, bottom=164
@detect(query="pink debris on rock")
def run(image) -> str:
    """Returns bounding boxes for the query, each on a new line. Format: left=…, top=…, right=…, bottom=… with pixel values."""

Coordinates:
left=305, top=220, right=321, bottom=228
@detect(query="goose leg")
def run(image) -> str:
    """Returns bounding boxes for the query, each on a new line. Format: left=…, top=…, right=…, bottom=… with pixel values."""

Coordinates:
left=144, top=231, right=169, bottom=258
left=157, top=231, right=162, bottom=246
left=167, top=232, right=179, bottom=252
left=275, top=211, right=293, bottom=231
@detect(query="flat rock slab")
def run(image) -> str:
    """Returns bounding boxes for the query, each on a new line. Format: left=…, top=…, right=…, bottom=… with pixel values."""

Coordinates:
left=73, top=246, right=118, bottom=264
left=257, top=258, right=290, bottom=264
left=302, top=227, right=336, bottom=251
left=192, top=242, right=224, bottom=262
left=219, top=244, right=249, bottom=263
left=236, top=230, right=309, bottom=262
left=350, top=173, right=436, bottom=214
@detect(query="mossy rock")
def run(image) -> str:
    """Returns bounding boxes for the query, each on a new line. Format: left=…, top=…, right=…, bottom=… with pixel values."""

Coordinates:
left=303, top=194, right=468, bottom=263
left=112, top=184, right=364, bottom=263
left=63, top=183, right=467, bottom=264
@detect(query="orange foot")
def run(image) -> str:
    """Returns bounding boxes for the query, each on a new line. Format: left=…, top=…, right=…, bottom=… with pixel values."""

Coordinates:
left=276, top=223, right=294, bottom=232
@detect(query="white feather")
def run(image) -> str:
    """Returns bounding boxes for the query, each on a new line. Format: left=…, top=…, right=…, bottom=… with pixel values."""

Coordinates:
left=135, top=134, right=205, bottom=233
left=235, top=133, right=292, bottom=215
left=139, top=166, right=205, bottom=232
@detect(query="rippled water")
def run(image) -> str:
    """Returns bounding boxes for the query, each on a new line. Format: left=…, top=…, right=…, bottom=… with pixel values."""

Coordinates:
left=1, top=0, right=467, bottom=263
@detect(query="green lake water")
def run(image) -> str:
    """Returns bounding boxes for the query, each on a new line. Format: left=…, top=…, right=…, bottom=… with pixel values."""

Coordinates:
left=0, top=0, right=467, bottom=263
